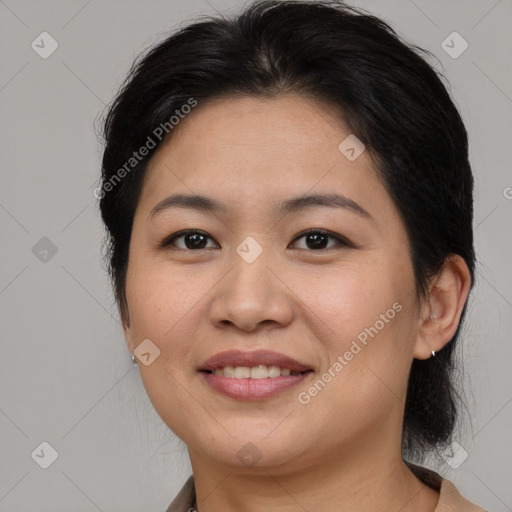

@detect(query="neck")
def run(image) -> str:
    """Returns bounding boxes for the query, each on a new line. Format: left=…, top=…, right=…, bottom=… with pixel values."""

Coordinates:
left=188, top=432, right=439, bottom=512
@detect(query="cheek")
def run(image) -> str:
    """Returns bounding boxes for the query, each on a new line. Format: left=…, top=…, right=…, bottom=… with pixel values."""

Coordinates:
left=294, top=269, right=414, bottom=433
left=296, top=257, right=416, bottom=395
left=126, top=259, right=204, bottom=336
left=299, top=262, right=405, bottom=342
left=125, top=262, right=213, bottom=440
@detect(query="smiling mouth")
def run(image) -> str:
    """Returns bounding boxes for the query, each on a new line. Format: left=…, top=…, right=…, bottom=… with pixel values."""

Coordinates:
left=201, top=365, right=313, bottom=379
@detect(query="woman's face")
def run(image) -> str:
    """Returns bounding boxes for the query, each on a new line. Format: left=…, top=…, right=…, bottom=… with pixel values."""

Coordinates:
left=123, top=95, right=425, bottom=473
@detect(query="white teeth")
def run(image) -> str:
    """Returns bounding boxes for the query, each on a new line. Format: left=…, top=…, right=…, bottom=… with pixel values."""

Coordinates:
left=234, top=366, right=251, bottom=378
left=268, top=365, right=281, bottom=378
left=250, top=365, right=268, bottom=379
left=223, top=365, right=235, bottom=377
left=209, top=365, right=301, bottom=378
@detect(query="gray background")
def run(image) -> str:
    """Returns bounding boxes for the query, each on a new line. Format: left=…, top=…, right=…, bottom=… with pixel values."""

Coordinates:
left=0, top=0, right=511, bottom=510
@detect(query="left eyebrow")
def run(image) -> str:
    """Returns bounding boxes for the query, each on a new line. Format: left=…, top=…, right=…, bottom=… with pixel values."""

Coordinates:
left=278, top=193, right=372, bottom=220
left=149, top=192, right=373, bottom=222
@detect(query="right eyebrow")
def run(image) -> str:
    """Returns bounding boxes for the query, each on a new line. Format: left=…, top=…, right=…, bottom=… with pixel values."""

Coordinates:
left=149, top=194, right=229, bottom=219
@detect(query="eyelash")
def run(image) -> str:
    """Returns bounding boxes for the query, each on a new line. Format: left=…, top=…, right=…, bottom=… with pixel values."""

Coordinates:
left=160, top=229, right=353, bottom=251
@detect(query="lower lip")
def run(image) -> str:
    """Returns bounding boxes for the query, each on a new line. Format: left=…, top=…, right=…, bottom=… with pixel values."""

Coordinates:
left=201, top=371, right=312, bottom=400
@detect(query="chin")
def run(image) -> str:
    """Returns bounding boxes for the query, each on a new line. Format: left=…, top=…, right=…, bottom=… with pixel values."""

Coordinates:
left=190, top=431, right=311, bottom=472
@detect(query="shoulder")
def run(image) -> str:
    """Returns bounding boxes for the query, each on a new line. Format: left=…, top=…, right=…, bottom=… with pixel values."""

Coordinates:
left=437, top=478, right=488, bottom=512
left=165, top=475, right=195, bottom=512
left=407, top=461, right=487, bottom=512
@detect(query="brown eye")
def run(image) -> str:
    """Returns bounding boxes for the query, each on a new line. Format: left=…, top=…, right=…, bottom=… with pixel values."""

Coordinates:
left=290, top=229, right=352, bottom=250
left=161, top=230, right=218, bottom=250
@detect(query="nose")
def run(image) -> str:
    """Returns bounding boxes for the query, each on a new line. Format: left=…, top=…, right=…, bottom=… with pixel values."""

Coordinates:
left=209, top=247, right=294, bottom=333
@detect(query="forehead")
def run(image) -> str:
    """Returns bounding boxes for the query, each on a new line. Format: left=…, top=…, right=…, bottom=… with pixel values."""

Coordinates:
left=157, top=94, right=353, bottom=164
left=139, top=94, right=384, bottom=209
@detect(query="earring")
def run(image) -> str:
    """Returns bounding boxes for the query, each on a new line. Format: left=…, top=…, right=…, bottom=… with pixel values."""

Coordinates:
left=131, top=354, right=137, bottom=365
left=431, top=350, right=436, bottom=357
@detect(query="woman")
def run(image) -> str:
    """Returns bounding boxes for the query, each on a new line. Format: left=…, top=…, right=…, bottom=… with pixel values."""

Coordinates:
left=98, top=1, right=487, bottom=510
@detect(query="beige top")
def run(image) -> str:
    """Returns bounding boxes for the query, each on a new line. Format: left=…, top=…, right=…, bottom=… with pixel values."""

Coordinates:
left=165, top=463, right=488, bottom=512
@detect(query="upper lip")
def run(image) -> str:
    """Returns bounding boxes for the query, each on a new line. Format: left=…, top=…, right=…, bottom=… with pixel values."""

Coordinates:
left=198, top=349, right=312, bottom=373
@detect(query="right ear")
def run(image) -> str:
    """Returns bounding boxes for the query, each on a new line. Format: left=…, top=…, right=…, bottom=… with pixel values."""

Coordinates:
left=121, top=308, right=136, bottom=354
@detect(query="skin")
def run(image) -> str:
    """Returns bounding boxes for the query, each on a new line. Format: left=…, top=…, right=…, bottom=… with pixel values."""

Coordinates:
left=122, top=95, right=471, bottom=512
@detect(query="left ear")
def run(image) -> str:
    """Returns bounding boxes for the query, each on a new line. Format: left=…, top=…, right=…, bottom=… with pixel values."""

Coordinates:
left=414, top=254, right=472, bottom=360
